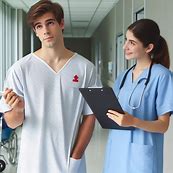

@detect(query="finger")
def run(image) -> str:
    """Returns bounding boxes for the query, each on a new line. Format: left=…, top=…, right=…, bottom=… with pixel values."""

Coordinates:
left=108, top=110, right=121, bottom=115
left=108, top=110, right=124, bottom=117
left=115, top=112, right=124, bottom=117
left=8, top=95, right=18, bottom=106
left=11, top=98, right=20, bottom=109
left=5, top=92, right=16, bottom=103
left=107, top=113, right=118, bottom=118
left=107, top=113, right=119, bottom=122
left=3, top=88, right=13, bottom=99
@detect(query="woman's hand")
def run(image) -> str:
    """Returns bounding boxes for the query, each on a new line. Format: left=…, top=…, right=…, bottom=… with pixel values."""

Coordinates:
left=107, top=110, right=135, bottom=127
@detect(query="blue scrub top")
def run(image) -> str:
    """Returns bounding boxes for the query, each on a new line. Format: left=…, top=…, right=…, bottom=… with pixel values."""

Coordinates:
left=103, top=64, right=173, bottom=173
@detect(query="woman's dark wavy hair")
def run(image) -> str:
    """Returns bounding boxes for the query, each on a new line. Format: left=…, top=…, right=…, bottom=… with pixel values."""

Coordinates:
left=128, top=19, right=170, bottom=68
left=27, top=0, right=64, bottom=29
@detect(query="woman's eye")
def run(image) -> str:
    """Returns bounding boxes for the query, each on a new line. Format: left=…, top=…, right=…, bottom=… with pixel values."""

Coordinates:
left=130, top=41, right=135, bottom=45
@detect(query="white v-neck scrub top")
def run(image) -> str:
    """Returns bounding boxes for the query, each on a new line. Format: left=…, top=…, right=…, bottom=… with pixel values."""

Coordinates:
left=0, top=53, right=101, bottom=173
left=103, top=64, right=173, bottom=173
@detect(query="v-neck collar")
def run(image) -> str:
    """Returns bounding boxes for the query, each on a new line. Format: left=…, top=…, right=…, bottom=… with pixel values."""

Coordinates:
left=130, top=67, right=149, bottom=85
left=32, top=52, right=77, bottom=75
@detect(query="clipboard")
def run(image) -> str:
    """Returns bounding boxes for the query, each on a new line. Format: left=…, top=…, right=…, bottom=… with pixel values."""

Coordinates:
left=79, top=87, right=134, bottom=130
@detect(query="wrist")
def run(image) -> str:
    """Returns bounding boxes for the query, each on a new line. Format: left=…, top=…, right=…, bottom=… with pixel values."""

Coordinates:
left=133, top=117, right=139, bottom=128
left=71, top=152, right=82, bottom=159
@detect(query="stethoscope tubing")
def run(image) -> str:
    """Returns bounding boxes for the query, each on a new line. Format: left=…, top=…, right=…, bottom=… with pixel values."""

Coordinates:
left=118, top=61, right=153, bottom=109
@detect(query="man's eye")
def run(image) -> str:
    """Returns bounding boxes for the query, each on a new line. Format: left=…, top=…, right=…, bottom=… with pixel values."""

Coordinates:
left=35, top=25, right=42, bottom=30
left=48, top=21, right=54, bottom=25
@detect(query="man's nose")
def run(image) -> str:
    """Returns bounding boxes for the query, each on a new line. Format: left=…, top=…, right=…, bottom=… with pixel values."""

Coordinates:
left=43, top=26, right=50, bottom=35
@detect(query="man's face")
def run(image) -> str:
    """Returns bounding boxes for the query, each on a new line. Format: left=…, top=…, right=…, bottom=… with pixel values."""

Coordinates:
left=33, top=12, right=64, bottom=48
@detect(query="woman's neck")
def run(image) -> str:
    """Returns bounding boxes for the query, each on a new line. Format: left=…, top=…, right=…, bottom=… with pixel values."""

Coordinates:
left=132, top=57, right=152, bottom=82
left=135, top=58, right=152, bottom=71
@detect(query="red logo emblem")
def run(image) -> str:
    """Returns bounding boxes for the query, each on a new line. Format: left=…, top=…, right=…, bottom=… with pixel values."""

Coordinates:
left=73, top=75, right=79, bottom=82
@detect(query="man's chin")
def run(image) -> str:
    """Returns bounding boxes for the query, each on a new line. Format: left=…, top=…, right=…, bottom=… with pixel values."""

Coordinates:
left=45, top=43, right=55, bottom=48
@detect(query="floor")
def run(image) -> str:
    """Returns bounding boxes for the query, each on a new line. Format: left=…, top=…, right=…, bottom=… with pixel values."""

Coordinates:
left=86, top=122, right=108, bottom=173
left=0, top=122, right=108, bottom=173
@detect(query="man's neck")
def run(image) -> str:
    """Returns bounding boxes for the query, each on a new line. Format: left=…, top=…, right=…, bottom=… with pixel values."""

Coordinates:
left=35, top=45, right=74, bottom=62
left=34, top=46, right=75, bottom=73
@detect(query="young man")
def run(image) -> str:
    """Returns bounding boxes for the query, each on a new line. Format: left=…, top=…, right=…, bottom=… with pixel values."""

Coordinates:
left=0, top=1, right=100, bottom=173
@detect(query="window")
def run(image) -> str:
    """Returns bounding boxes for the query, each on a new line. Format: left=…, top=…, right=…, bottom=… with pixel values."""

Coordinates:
left=0, top=1, right=18, bottom=90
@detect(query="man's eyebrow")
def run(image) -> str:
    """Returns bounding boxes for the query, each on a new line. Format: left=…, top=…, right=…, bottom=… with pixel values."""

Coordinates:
left=45, top=18, right=56, bottom=22
left=34, top=22, right=41, bottom=27
left=34, top=19, right=56, bottom=27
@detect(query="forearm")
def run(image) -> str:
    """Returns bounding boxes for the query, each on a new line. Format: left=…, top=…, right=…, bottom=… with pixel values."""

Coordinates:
left=4, top=109, right=24, bottom=129
left=133, top=114, right=170, bottom=134
left=71, top=115, right=95, bottom=159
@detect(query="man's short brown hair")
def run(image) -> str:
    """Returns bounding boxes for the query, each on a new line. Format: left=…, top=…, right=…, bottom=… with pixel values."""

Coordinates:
left=27, top=0, right=64, bottom=28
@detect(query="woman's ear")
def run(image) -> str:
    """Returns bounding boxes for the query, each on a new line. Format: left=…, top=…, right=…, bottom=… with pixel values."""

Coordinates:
left=145, top=43, right=154, bottom=54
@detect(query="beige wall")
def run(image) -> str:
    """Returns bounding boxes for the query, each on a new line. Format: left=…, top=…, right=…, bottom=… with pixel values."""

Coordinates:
left=133, top=0, right=144, bottom=12
left=92, top=7, right=117, bottom=86
left=145, top=0, right=173, bottom=70
left=116, top=0, right=123, bottom=34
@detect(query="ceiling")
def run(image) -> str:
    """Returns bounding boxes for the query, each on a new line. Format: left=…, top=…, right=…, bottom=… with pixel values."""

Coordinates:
left=4, top=0, right=119, bottom=38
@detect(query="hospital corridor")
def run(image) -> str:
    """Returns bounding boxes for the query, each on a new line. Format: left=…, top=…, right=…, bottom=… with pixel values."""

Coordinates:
left=0, top=0, right=173, bottom=173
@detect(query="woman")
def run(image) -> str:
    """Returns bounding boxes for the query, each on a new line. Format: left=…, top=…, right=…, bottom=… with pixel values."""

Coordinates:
left=103, top=19, right=173, bottom=173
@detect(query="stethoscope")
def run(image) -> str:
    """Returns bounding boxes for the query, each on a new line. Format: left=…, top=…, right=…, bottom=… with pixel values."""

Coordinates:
left=118, top=61, right=153, bottom=109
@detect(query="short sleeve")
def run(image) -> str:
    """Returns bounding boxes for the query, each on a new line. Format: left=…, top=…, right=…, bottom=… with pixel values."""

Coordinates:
left=156, top=71, right=173, bottom=116
left=82, top=66, right=102, bottom=116
left=0, top=64, right=23, bottom=113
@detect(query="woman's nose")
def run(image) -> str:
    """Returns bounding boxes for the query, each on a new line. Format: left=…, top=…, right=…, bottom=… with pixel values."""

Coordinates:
left=123, top=41, right=128, bottom=50
left=123, top=43, right=126, bottom=50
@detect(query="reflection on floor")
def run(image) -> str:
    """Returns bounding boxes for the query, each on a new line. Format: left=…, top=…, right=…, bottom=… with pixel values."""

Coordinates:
left=86, top=122, right=108, bottom=173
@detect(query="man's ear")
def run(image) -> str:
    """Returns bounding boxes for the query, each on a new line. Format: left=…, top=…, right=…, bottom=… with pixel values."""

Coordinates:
left=145, top=43, right=154, bottom=54
left=59, top=18, right=65, bottom=30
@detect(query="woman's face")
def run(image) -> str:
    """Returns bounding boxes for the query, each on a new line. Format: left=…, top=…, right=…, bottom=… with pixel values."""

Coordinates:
left=123, top=30, right=148, bottom=60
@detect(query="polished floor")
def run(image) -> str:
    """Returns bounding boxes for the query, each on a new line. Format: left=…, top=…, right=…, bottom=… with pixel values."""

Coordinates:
left=86, top=122, right=108, bottom=173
